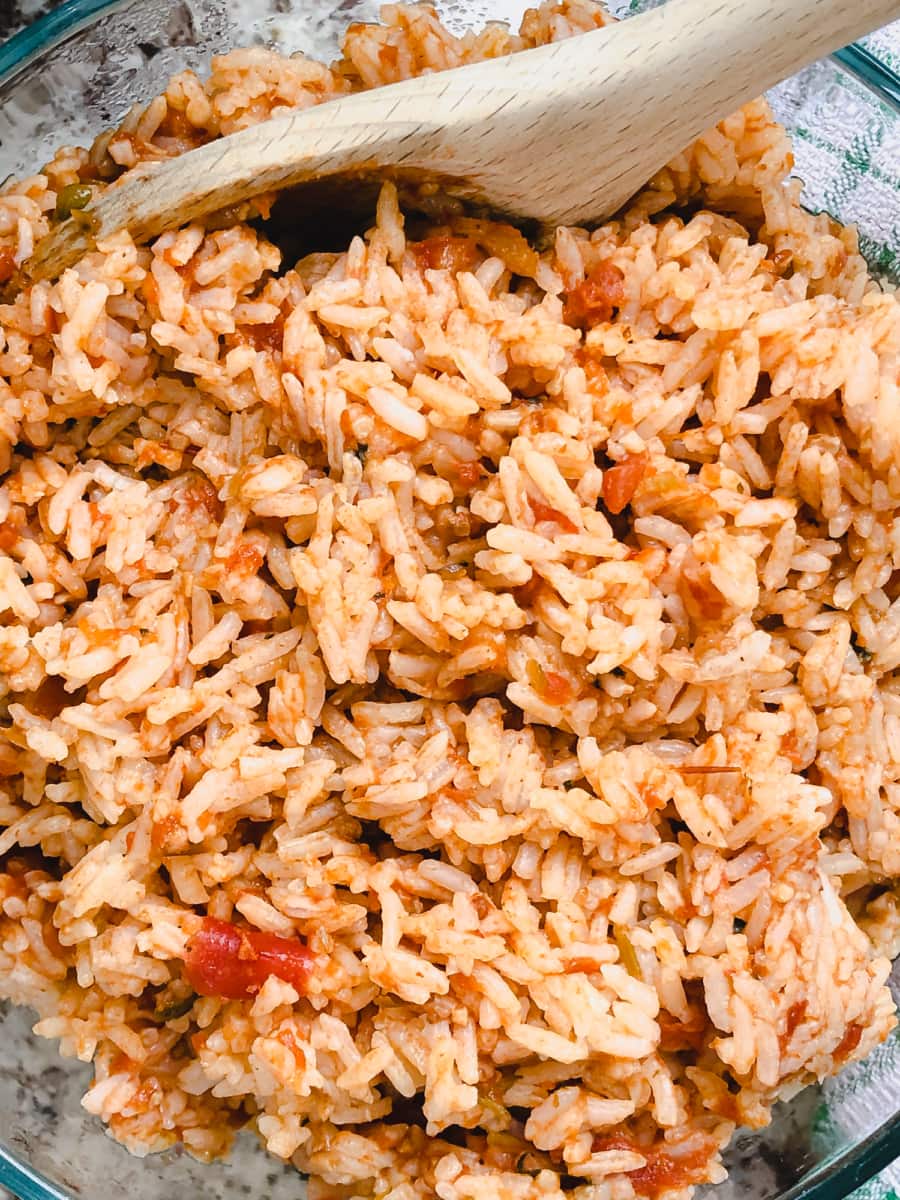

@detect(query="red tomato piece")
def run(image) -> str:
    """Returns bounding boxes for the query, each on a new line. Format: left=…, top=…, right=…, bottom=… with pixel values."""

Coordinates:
left=455, top=461, right=484, bottom=487
left=542, top=671, right=572, bottom=704
left=602, top=451, right=649, bottom=515
left=225, top=540, right=265, bottom=577
left=0, top=248, right=15, bottom=285
left=242, top=315, right=285, bottom=352
left=171, top=477, right=223, bottom=521
left=592, top=1135, right=716, bottom=1196
left=563, top=262, right=625, bottom=330
left=412, top=235, right=481, bottom=275
left=582, top=356, right=609, bottom=395
left=184, top=917, right=313, bottom=1000
left=529, top=497, right=578, bottom=533
left=833, top=1021, right=863, bottom=1062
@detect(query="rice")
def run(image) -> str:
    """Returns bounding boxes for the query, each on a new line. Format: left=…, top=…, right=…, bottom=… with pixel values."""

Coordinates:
left=0, top=2, right=898, bottom=1197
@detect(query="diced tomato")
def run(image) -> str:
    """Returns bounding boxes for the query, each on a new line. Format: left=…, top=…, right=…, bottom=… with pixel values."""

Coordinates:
left=565, top=957, right=604, bottom=974
left=529, top=497, right=577, bottom=533
left=142, top=273, right=160, bottom=307
left=602, top=451, right=649, bottom=515
left=0, top=521, right=19, bottom=552
left=0, top=869, right=28, bottom=904
left=0, top=742, right=20, bottom=777
left=563, top=261, right=625, bottom=330
left=109, top=1052, right=133, bottom=1076
left=678, top=558, right=727, bottom=622
left=785, top=1001, right=807, bottom=1037
left=582, top=357, right=609, bottom=396
left=526, top=659, right=575, bottom=704
left=542, top=671, right=572, bottom=704
left=411, top=235, right=481, bottom=275
left=151, top=813, right=182, bottom=851
left=455, top=461, right=484, bottom=487
left=183, top=916, right=313, bottom=1000
left=170, top=477, right=223, bottom=521
left=378, top=43, right=400, bottom=70
left=833, top=1021, right=863, bottom=1062
left=779, top=1000, right=807, bottom=1052
left=0, top=248, right=16, bottom=285
left=135, top=438, right=182, bottom=471
left=225, top=540, right=265, bottom=576
left=242, top=315, right=285, bottom=353
left=592, top=1134, right=716, bottom=1196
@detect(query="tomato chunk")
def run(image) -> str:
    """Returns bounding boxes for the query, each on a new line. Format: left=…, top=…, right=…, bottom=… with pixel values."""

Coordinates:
left=784, top=1001, right=807, bottom=1036
left=171, top=477, right=223, bottom=521
left=243, top=315, right=285, bottom=352
left=582, top=356, right=609, bottom=396
left=225, top=540, right=265, bottom=576
left=0, top=248, right=15, bottom=285
left=542, top=671, right=572, bottom=703
left=184, top=917, right=313, bottom=1000
left=412, top=235, right=481, bottom=275
left=529, top=497, right=578, bottom=533
left=455, top=460, right=485, bottom=487
left=592, top=1134, right=716, bottom=1196
left=833, top=1020, right=863, bottom=1062
left=525, top=660, right=574, bottom=704
left=602, top=451, right=649, bottom=515
left=563, top=262, right=625, bottom=330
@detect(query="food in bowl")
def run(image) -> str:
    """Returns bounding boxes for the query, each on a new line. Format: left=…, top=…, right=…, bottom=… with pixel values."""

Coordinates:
left=0, top=2, right=898, bottom=1197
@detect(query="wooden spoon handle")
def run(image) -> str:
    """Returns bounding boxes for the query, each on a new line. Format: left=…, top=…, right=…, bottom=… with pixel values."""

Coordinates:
left=507, top=0, right=900, bottom=223
left=21, top=0, right=900, bottom=285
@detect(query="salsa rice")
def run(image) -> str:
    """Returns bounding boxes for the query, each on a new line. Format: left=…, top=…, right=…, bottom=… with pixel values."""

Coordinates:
left=1, top=3, right=899, bottom=1198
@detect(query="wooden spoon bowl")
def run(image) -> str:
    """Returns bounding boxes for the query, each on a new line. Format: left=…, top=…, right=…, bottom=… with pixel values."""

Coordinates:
left=16, top=0, right=900, bottom=289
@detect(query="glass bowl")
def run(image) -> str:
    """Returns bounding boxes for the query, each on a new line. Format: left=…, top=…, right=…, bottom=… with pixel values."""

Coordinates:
left=0, top=2, right=899, bottom=1199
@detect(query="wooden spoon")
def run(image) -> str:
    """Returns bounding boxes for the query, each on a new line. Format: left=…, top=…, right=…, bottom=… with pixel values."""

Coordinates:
left=20, top=0, right=900, bottom=286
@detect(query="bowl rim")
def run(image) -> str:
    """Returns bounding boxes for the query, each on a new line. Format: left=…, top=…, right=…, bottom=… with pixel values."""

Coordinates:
left=0, top=1145, right=71, bottom=1200
left=0, top=0, right=125, bottom=84
left=0, top=2, right=899, bottom=1199
left=780, top=1112, right=900, bottom=1200
left=0, top=0, right=899, bottom=112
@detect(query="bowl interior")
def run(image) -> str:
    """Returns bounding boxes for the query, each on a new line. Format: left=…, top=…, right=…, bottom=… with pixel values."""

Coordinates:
left=0, top=2, right=899, bottom=1199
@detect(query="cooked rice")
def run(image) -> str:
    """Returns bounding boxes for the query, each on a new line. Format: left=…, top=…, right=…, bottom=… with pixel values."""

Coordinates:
left=1, top=3, right=899, bottom=1197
